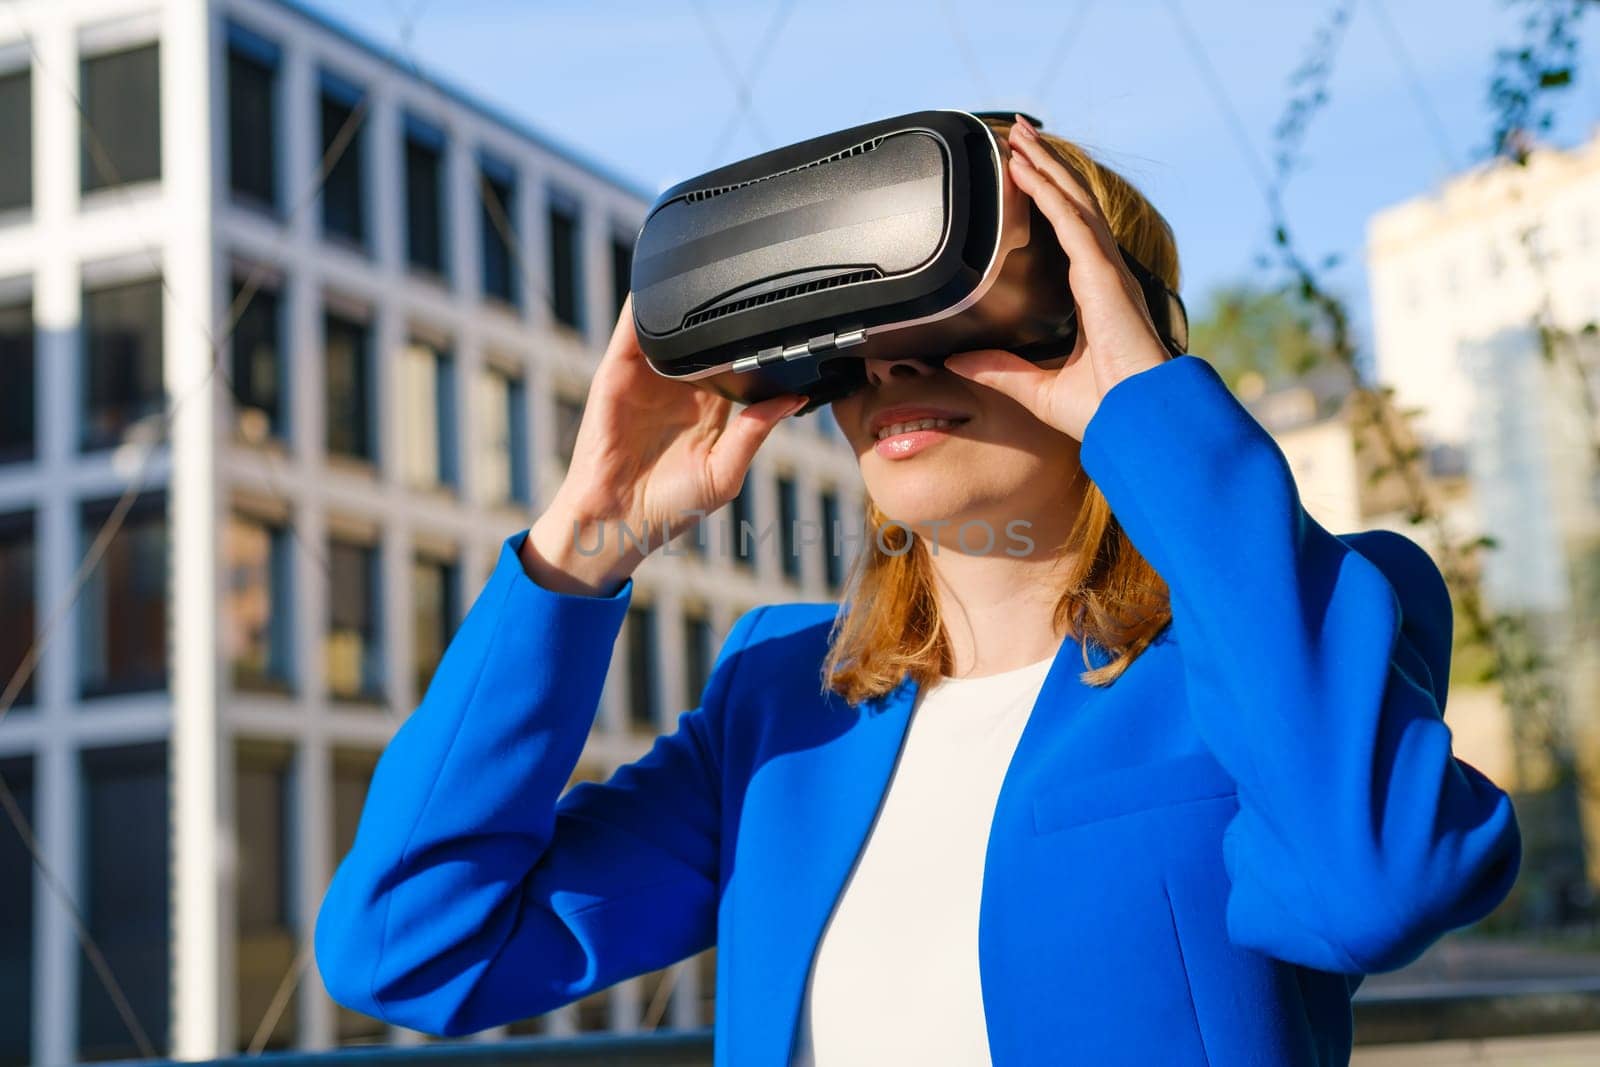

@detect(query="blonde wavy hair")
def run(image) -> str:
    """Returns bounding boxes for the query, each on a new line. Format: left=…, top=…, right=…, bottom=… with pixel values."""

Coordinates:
left=822, top=117, right=1182, bottom=705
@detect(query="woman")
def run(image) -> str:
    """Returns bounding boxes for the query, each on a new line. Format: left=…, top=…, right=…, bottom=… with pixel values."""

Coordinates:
left=314, top=115, right=1521, bottom=1065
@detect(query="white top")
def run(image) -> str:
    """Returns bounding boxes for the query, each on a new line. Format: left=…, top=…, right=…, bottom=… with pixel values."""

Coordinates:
left=788, top=649, right=1061, bottom=1066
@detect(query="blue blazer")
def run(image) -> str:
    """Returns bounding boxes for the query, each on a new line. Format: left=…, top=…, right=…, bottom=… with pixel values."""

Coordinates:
left=315, top=354, right=1521, bottom=1066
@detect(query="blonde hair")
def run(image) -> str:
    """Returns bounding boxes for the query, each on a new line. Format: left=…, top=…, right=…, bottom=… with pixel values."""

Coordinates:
left=822, top=118, right=1182, bottom=705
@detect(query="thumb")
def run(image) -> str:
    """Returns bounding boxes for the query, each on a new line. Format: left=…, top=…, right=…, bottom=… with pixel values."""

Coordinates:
left=944, top=349, right=1054, bottom=417
left=706, top=393, right=806, bottom=499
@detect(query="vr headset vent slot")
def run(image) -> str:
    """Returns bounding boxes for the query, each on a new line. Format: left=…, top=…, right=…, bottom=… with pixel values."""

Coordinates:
left=682, top=136, right=887, bottom=203
left=681, top=268, right=883, bottom=330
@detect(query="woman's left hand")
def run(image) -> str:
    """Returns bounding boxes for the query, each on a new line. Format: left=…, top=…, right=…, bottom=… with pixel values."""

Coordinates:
left=943, top=114, right=1176, bottom=443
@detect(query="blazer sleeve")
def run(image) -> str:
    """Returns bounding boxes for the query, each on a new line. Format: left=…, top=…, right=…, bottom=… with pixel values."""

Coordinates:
left=1077, top=353, right=1522, bottom=975
left=313, top=530, right=764, bottom=1036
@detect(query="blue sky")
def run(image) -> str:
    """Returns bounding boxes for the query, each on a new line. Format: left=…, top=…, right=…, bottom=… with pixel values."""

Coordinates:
left=297, top=0, right=1600, bottom=373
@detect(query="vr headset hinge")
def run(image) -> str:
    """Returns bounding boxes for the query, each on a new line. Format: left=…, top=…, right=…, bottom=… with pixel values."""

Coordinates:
left=730, top=328, right=867, bottom=374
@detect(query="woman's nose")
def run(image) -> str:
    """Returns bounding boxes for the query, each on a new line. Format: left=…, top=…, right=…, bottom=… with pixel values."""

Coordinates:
left=863, top=356, right=937, bottom=388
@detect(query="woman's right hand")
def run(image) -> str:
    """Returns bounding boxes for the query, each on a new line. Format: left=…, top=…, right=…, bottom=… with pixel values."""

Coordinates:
left=521, top=292, right=806, bottom=596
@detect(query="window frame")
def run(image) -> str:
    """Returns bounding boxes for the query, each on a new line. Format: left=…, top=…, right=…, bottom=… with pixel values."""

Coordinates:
left=402, top=113, right=449, bottom=281
left=79, top=41, right=162, bottom=195
left=224, top=22, right=282, bottom=214
left=317, top=69, right=369, bottom=252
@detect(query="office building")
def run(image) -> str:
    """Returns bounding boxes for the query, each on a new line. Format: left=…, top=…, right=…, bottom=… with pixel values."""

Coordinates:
left=0, top=1, right=865, bottom=1061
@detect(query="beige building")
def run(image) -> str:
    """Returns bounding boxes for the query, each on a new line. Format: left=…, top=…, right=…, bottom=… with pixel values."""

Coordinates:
left=1240, top=367, right=1518, bottom=795
left=1359, top=125, right=1600, bottom=891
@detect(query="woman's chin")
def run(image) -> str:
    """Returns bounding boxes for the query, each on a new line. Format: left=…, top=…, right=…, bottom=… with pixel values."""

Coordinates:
left=866, top=487, right=1008, bottom=534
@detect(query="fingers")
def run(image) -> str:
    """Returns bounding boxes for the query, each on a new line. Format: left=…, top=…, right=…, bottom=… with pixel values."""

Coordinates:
left=705, top=393, right=806, bottom=500
left=1008, top=118, right=1117, bottom=250
left=942, top=349, right=1055, bottom=419
left=1006, top=122, right=1126, bottom=292
left=599, top=290, right=647, bottom=370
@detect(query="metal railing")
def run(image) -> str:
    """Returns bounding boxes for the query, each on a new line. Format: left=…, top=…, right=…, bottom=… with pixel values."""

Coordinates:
left=78, top=980, right=1600, bottom=1067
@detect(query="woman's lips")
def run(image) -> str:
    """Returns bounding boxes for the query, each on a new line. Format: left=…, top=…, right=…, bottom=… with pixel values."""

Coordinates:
left=872, top=417, right=968, bottom=459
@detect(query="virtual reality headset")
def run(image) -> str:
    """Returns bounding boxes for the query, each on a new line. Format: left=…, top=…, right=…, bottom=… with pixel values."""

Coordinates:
left=628, top=108, right=1189, bottom=415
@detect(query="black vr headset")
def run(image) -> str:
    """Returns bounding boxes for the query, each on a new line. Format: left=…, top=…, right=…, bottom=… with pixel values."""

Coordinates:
left=629, top=108, right=1189, bottom=415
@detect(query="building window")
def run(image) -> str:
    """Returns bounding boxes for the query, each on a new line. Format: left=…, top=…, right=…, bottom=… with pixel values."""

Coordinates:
left=625, top=603, right=659, bottom=731
left=78, top=742, right=169, bottom=1061
left=684, top=606, right=713, bottom=706
left=327, top=534, right=382, bottom=703
left=234, top=740, right=296, bottom=1051
left=82, top=276, right=164, bottom=452
left=403, top=116, right=447, bottom=278
left=0, top=755, right=33, bottom=1064
left=548, top=189, right=583, bottom=333
left=0, top=297, right=33, bottom=461
left=324, top=309, right=373, bottom=464
left=319, top=73, right=366, bottom=248
left=0, top=68, right=31, bottom=212
left=413, top=552, right=457, bottom=700
left=400, top=338, right=456, bottom=492
left=0, top=510, right=34, bottom=709
left=79, top=493, right=167, bottom=698
left=477, top=365, right=528, bottom=507
left=230, top=278, right=285, bottom=442
left=226, top=25, right=280, bottom=212
left=330, top=748, right=382, bottom=1040
left=729, top=479, right=757, bottom=571
left=610, top=230, right=633, bottom=320
left=820, top=489, right=845, bottom=591
left=479, top=157, right=517, bottom=306
left=777, top=475, right=801, bottom=582
left=226, top=511, right=292, bottom=693
left=80, top=43, right=160, bottom=193
left=554, top=390, right=584, bottom=469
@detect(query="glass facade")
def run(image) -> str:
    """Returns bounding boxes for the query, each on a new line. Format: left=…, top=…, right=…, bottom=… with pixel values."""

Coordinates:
left=327, top=535, right=383, bottom=703
left=399, top=339, right=456, bottom=492
left=331, top=749, right=383, bottom=1043
left=0, top=756, right=32, bottom=1067
left=234, top=740, right=296, bottom=1050
left=226, top=511, right=293, bottom=692
left=78, top=742, right=169, bottom=1061
left=80, top=44, right=160, bottom=193
left=231, top=279, right=285, bottom=441
left=0, top=297, right=32, bottom=462
left=548, top=189, right=583, bottom=333
left=625, top=603, right=659, bottom=731
left=777, top=475, right=800, bottom=581
left=319, top=74, right=366, bottom=247
left=226, top=28, right=279, bottom=210
left=78, top=493, right=167, bottom=698
left=82, top=277, right=164, bottom=452
left=0, top=69, right=30, bottom=213
left=403, top=117, right=447, bottom=277
left=476, top=366, right=528, bottom=507
left=0, top=510, right=33, bottom=709
left=324, top=310, right=373, bottom=463
left=412, top=552, right=457, bottom=700
left=479, top=159, right=517, bottom=305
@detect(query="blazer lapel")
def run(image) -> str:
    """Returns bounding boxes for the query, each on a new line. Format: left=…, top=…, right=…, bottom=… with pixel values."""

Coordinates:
left=735, top=634, right=1117, bottom=1063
